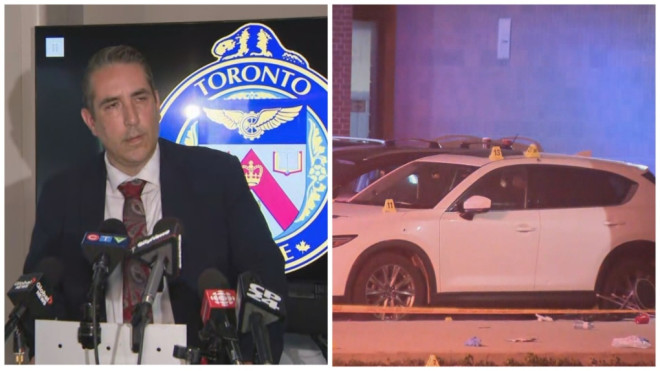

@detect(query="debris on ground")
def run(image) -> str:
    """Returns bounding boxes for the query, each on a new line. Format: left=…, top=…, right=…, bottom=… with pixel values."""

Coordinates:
left=507, top=337, right=537, bottom=343
left=464, top=336, right=482, bottom=347
left=634, top=313, right=650, bottom=325
left=573, top=320, right=594, bottom=330
left=535, top=314, right=553, bottom=322
left=611, top=335, right=652, bottom=349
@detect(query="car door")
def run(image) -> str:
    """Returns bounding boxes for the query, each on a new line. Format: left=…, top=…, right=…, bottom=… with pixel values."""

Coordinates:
left=439, top=165, right=540, bottom=292
left=528, top=165, right=636, bottom=291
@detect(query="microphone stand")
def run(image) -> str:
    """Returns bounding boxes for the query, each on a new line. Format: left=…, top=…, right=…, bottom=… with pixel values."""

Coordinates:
left=12, top=323, right=27, bottom=365
left=249, top=312, right=273, bottom=364
left=5, top=305, right=26, bottom=341
left=78, top=254, right=109, bottom=365
left=223, top=322, right=243, bottom=365
left=200, top=314, right=243, bottom=364
left=131, top=256, right=167, bottom=364
left=92, top=284, right=101, bottom=364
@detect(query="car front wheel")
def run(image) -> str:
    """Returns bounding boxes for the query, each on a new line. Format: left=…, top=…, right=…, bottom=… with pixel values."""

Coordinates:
left=351, top=252, right=426, bottom=320
left=599, top=258, right=655, bottom=310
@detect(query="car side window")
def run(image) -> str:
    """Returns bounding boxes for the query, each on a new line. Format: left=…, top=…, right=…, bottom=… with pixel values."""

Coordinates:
left=527, top=165, right=636, bottom=209
left=354, top=169, right=383, bottom=193
left=351, top=162, right=477, bottom=209
left=457, top=166, right=529, bottom=211
left=353, top=164, right=403, bottom=194
left=380, top=163, right=454, bottom=208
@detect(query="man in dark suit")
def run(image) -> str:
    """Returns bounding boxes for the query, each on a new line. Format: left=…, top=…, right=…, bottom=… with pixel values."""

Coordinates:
left=23, top=45, right=286, bottom=363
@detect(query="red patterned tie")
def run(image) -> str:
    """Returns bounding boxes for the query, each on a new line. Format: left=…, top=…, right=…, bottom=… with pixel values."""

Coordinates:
left=118, top=179, right=150, bottom=322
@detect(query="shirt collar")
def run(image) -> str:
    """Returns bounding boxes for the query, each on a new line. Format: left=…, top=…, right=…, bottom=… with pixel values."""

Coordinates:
left=105, top=143, right=161, bottom=191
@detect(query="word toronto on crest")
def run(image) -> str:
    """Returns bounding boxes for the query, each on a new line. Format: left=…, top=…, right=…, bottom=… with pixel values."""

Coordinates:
left=159, top=23, right=328, bottom=273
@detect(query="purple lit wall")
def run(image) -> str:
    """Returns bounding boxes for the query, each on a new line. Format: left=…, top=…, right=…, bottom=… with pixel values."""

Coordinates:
left=394, top=5, right=655, bottom=173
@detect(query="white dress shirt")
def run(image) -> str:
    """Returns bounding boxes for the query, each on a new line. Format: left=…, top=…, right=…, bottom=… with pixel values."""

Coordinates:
left=103, top=143, right=174, bottom=324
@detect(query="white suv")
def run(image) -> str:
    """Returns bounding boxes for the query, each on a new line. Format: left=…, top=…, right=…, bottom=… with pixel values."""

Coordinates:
left=333, top=147, right=655, bottom=316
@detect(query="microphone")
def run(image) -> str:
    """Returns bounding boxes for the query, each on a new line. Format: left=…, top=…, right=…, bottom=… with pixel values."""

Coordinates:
left=78, top=219, right=130, bottom=356
left=198, top=268, right=242, bottom=364
left=5, top=257, right=63, bottom=341
left=235, top=271, right=286, bottom=364
left=130, top=217, right=183, bottom=357
left=131, top=217, right=183, bottom=283
left=81, top=218, right=131, bottom=294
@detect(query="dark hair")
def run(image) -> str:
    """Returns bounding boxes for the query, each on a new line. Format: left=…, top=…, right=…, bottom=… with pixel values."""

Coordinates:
left=81, top=45, right=156, bottom=114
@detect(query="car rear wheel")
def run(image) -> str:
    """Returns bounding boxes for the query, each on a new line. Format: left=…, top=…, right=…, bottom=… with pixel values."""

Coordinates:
left=351, top=252, right=426, bottom=320
left=599, top=258, right=655, bottom=310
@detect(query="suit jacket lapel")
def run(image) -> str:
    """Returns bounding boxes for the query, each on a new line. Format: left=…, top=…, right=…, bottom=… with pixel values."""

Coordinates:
left=78, top=152, right=107, bottom=320
left=80, top=152, right=106, bottom=232
left=159, top=138, right=187, bottom=219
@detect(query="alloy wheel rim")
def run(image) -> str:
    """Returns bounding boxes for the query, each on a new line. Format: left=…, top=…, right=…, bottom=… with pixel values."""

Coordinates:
left=364, top=264, right=416, bottom=320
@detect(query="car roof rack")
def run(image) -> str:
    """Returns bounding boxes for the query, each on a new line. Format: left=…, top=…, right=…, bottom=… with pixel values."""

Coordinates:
left=333, top=134, right=543, bottom=153
left=333, top=136, right=387, bottom=147
left=433, top=134, right=483, bottom=148
left=432, top=134, right=543, bottom=152
left=383, top=138, right=441, bottom=149
left=497, top=136, right=544, bottom=152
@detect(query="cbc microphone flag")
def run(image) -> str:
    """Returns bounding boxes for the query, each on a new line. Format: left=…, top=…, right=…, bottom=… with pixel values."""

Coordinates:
left=201, top=289, right=237, bottom=322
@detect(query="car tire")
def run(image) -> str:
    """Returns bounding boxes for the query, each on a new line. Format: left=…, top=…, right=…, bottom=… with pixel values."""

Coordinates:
left=599, top=258, right=655, bottom=310
left=351, top=252, right=426, bottom=320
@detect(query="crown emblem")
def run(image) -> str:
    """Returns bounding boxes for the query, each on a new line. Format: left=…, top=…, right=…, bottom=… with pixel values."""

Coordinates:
left=242, top=160, right=264, bottom=187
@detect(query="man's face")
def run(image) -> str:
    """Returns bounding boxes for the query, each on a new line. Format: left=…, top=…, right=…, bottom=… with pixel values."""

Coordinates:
left=81, top=62, right=160, bottom=176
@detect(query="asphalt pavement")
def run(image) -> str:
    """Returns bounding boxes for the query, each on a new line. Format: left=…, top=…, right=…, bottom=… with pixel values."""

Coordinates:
left=332, top=317, right=655, bottom=365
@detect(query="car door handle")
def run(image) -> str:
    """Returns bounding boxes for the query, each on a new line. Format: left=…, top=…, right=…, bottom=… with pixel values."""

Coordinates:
left=516, top=224, right=536, bottom=233
left=604, top=220, right=625, bottom=227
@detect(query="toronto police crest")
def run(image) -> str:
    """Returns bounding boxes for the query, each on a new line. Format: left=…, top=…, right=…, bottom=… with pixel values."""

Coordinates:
left=159, top=23, right=328, bottom=273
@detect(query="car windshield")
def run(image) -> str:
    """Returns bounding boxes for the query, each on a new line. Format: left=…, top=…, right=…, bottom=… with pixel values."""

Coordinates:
left=349, top=162, right=478, bottom=209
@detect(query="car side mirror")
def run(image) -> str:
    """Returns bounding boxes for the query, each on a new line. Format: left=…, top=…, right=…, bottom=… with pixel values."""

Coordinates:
left=459, top=195, right=492, bottom=220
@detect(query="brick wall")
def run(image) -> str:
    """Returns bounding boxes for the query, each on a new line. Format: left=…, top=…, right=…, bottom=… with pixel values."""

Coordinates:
left=332, top=5, right=352, bottom=136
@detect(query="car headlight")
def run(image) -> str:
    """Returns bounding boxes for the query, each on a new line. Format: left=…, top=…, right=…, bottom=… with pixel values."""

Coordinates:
left=333, top=235, right=357, bottom=248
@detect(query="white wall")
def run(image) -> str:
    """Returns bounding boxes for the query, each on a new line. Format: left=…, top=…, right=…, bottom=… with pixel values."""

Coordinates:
left=5, top=5, right=44, bottom=364
left=4, top=4, right=326, bottom=364
left=393, top=5, right=654, bottom=171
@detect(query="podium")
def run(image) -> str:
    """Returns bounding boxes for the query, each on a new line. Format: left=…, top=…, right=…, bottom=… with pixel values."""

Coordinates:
left=35, top=320, right=187, bottom=364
